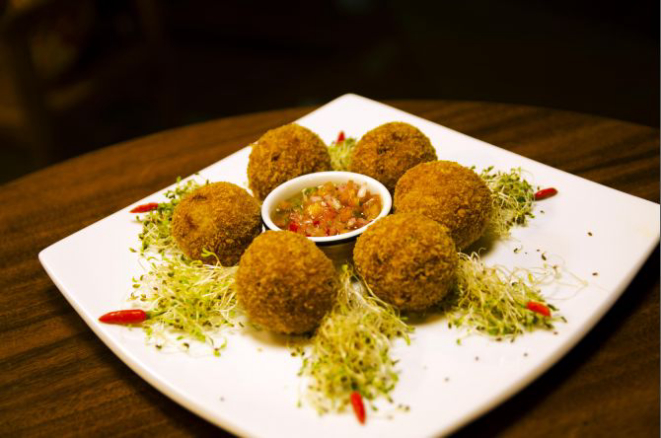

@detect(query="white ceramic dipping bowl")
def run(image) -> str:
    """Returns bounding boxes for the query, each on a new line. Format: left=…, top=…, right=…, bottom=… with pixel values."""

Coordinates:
left=261, top=171, right=392, bottom=262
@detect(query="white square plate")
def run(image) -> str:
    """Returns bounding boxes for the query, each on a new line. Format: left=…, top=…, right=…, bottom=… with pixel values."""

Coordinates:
left=39, top=94, right=660, bottom=437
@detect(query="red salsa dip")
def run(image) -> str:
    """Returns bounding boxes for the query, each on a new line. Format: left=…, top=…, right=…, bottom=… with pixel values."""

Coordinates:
left=272, top=180, right=382, bottom=237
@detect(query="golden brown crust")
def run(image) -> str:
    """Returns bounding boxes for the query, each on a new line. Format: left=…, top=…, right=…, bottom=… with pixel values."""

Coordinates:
left=247, top=124, right=331, bottom=200
left=394, top=161, right=492, bottom=249
left=171, top=182, right=262, bottom=266
left=353, top=213, right=457, bottom=311
left=349, top=122, right=437, bottom=192
left=236, top=231, right=336, bottom=334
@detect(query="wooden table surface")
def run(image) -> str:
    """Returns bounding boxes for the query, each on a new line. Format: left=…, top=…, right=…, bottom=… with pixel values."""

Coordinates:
left=1, top=100, right=658, bottom=437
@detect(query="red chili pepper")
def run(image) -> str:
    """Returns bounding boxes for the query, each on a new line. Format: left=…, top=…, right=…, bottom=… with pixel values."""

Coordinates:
left=534, top=188, right=558, bottom=201
left=350, top=391, right=366, bottom=424
left=130, top=202, right=159, bottom=213
left=526, top=301, right=551, bottom=317
left=336, top=131, right=345, bottom=143
left=99, top=309, right=148, bottom=324
left=288, top=222, right=299, bottom=232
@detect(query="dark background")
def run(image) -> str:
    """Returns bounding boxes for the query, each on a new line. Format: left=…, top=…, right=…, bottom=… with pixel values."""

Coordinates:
left=0, top=0, right=657, bottom=184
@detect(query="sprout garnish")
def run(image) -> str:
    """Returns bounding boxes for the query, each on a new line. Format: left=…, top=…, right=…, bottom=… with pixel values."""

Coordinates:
left=478, top=166, right=536, bottom=237
left=328, top=137, right=357, bottom=171
left=299, top=264, right=412, bottom=414
left=130, top=254, right=239, bottom=351
left=441, top=252, right=562, bottom=339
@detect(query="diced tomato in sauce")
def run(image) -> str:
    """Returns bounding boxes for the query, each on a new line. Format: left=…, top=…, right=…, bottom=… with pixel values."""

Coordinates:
left=271, top=180, right=382, bottom=237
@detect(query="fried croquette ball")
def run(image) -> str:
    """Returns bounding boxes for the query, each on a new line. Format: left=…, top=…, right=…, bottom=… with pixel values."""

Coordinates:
left=248, top=124, right=331, bottom=200
left=236, top=231, right=337, bottom=334
left=171, top=182, right=262, bottom=266
left=394, top=161, right=492, bottom=249
left=353, top=213, right=457, bottom=311
left=349, top=122, right=437, bottom=192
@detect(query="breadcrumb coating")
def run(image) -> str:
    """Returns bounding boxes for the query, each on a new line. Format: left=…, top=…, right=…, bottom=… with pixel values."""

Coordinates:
left=248, top=124, right=331, bottom=200
left=353, top=213, right=458, bottom=311
left=171, top=182, right=262, bottom=266
left=236, top=231, right=337, bottom=334
left=394, top=161, right=492, bottom=249
left=349, top=122, right=437, bottom=192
